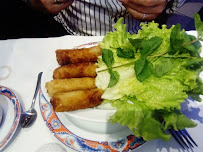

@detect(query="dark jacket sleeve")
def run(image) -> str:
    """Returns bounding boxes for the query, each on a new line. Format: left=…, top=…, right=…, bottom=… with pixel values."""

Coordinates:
left=155, top=0, right=186, bottom=27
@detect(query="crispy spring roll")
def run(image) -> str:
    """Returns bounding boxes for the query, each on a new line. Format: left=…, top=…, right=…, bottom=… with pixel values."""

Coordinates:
left=45, top=77, right=96, bottom=97
left=53, top=62, right=98, bottom=79
left=50, top=88, right=104, bottom=112
left=56, top=45, right=101, bottom=65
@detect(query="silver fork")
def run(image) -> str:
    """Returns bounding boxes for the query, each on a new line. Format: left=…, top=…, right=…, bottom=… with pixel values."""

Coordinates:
left=168, top=128, right=198, bottom=149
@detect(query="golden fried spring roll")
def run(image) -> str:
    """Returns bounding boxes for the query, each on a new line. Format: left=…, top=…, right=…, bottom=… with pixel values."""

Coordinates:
left=56, top=45, right=101, bottom=65
left=53, top=62, right=98, bottom=79
left=45, top=77, right=96, bottom=97
left=51, top=88, right=104, bottom=112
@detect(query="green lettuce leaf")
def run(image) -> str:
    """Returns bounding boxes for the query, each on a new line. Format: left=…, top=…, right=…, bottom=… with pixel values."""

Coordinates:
left=109, top=97, right=171, bottom=141
left=162, top=111, right=197, bottom=130
left=194, top=13, right=203, bottom=41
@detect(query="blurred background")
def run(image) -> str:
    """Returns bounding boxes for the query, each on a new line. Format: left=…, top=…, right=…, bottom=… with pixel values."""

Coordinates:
left=0, top=0, right=202, bottom=40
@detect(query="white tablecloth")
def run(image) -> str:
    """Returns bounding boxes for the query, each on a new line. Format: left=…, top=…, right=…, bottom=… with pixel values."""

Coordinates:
left=0, top=36, right=203, bottom=152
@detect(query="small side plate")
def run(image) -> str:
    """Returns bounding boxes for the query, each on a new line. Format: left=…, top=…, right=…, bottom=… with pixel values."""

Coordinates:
left=0, top=86, right=21, bottom=151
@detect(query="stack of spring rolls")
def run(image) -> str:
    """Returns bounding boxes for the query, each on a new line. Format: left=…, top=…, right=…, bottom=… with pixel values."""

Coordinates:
left=45, top=45, right=104, bottom=112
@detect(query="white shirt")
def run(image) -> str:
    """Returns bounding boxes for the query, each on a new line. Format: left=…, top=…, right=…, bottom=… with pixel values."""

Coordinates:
left=54, top=0, right=186, bottom=36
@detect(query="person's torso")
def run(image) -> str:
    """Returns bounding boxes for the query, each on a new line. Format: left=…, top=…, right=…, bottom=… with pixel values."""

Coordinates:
left=55, top=0, right=141, bottom=36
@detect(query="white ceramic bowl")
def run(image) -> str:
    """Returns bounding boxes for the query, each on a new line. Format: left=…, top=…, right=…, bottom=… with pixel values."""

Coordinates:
left=65, top=108, right=128, bottom=134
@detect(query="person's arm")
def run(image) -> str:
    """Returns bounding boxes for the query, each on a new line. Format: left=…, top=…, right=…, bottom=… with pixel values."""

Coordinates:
left=119, top=0, right=186, bottom=21
left=21, top=0, right=74, bottom=14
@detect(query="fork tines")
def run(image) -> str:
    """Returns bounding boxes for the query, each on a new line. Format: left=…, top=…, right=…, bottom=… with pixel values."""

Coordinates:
left=169, top=128, right=198, bottom=149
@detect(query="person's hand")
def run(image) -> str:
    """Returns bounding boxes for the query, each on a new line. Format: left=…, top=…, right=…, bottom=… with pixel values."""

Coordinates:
left=119, top=0, right=167, bottom=21
left=30, top=0, right=74, bottom=14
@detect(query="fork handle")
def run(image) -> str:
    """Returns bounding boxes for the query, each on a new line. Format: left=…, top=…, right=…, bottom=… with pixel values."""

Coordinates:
left=31, top=72, right=43, bottom=108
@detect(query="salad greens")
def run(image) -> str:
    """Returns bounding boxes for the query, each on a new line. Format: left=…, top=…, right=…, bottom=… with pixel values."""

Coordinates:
left=194, top=13, right=203, bottom=41
left=96, top=13, right=203, bottom=141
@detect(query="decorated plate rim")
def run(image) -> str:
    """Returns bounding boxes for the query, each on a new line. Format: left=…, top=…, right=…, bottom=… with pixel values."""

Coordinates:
left=39, top=90, right=146, bottom=152
left=0, top=85, right=21, bottom=150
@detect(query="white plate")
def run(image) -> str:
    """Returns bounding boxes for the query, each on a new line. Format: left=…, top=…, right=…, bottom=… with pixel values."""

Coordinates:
left=40, top=31, right=203, bottom=151
left=0, top=86, right=21, bottom=151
